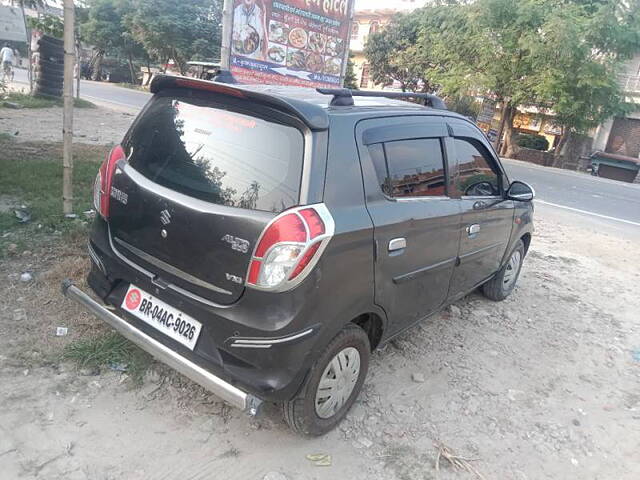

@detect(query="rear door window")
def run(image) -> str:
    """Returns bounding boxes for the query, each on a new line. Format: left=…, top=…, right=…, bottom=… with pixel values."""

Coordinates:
left=125, top=96, right=304, bottom=212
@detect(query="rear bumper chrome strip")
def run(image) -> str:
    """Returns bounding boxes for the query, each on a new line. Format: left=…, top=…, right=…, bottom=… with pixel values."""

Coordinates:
left=229, top=328, right=314, bottom=348
left=61, top=280, right=262, bottom=415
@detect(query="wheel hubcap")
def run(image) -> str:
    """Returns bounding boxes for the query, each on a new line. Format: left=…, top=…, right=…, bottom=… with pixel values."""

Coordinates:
left=315, top=347, right=361, bottom=419
left=503, top=249, right=522, bottom=289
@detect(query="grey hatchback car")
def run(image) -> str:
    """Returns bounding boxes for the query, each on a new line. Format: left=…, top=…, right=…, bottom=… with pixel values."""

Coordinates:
left=63, top=75, right=534, bottom=436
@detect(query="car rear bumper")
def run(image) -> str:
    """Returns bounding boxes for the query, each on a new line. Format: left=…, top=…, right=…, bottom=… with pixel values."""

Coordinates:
left=61, top=279, right=263, bottom=414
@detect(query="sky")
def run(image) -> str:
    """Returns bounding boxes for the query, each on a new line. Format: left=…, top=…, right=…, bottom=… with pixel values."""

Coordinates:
left=354, top=0, right=431, bottom=11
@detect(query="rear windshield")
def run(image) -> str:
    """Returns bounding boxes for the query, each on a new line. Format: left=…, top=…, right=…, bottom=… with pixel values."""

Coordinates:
left=125, top=96, right=304, bottom=212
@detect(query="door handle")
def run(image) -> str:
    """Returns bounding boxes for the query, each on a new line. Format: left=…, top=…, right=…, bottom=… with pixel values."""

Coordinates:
left=473, top=201, right=487, bottom=210
left=466, top=224, right=481, bottom=236
left=388, top=238, right=407, bottom=252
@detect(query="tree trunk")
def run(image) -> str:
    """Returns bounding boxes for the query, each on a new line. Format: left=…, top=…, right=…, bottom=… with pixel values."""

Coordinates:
left=173, top=49, right=185, bottom=76
left=552, top=131, right=569, bottom=168
left=500, top=106, right=518, bottom=157
left=492, top=100, right=511, bottom=153
left=144, top=59, right=151, bottom=86
left=90, top=50, right=104, bottom=81
left=127, top=52, right=136, bottom=84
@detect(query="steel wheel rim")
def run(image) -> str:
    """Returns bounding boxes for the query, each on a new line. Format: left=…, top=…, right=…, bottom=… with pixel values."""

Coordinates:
left=315, top=347, right=361, bottom=419
left=503, top=249, right=522, bottom=289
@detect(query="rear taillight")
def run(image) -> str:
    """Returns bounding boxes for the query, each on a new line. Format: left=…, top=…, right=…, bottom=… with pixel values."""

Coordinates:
left=246, top=204, right=335, bottom=291
left=94, top=145, right=126, bottom=219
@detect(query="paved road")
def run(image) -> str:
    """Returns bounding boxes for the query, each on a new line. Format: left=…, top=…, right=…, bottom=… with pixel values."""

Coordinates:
left=503, top=159, right=640, bottom=227
left=13, top=68, right=151, bottom=110
left=12, top=68, right=640, bottom=230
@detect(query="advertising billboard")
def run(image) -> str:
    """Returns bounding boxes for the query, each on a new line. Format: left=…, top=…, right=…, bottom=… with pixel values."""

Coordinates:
left=227, top=0, right=354, bottom=87
left=0, top=6, right=27, bottom=43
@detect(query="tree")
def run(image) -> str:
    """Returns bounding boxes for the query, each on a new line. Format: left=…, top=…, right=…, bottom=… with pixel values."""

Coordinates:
left=364, top=12, right=439, bottom=92
left=446, top=95, right=481, bottom=119
left=81, top=0, right=130, bottom=80
left=533, top=0, right=640, bottom=165
left=435, top=0, right=549, bottom=155
left=343, top=52, right=358, bottom=89
left=27, top=14, right=64, bottom=38
left=408, top=0, right=640, bottom=160
left=125, top=0, right=223, bottom=75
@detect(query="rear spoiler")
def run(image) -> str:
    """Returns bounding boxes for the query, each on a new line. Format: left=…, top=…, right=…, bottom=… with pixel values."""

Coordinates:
left=150, top=74, right=329, bottom=131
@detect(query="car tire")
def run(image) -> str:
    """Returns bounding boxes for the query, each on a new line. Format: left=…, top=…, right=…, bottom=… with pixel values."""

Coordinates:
left=34, top=86, right=63, bottom=98
left=283, top=324, right=370, bottom=436
left=482, top=239, right=525, bottom=301
left=39, top=52, right=64, bottom=63
left=39, top=59, right=65, bottom=74
left=38, top=72, right=64, bottom=85
left=38, top=35, right=64, bottom=48
left=38, top=44, right=63, bottom=55
left=36, top=79, right=63, bottom=92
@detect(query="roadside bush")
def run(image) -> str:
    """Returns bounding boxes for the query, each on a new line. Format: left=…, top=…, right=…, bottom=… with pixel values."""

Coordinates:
left=446, top=96, right=481, bottom=120
left=515, top=134, right=549, bottom=151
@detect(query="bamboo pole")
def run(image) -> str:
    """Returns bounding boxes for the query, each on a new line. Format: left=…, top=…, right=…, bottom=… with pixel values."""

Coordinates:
left=62, top=0, right=75, bottom=215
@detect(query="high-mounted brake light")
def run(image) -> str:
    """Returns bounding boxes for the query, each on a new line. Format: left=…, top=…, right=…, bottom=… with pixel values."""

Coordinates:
left=174, top=78, right=246, bottom=98
left=246, top=204, right=335, bottom=292
left=94, top=144, right=126, bottom=219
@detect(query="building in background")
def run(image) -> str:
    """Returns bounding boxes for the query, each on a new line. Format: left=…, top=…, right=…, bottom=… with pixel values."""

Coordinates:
left=590, top=53, right=640, bottom=182
left=0, top=0, right=62, bottom=16
left=592, top=54, right=640, bottom=157
left=350, top=1, right=429, bottom=90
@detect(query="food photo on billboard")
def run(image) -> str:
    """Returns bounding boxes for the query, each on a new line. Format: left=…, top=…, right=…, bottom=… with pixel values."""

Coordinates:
left=228, top=0, right=354, bottom=88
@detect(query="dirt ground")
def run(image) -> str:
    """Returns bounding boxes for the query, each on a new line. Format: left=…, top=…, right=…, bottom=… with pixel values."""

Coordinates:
left=1, top=103, right=639, bottom=479
left=1, top=200, right=639, bottom=479
left=0, top=105, right=134, bottom=145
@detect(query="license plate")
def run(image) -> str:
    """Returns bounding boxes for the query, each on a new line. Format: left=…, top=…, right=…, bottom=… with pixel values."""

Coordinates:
left=121, top=284, right=202, bottom=351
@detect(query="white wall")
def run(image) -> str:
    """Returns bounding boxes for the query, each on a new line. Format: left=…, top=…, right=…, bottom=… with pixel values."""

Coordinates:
left=355, top=0, right=430, bottom=10
left=622, top=54, right=640, bottom=76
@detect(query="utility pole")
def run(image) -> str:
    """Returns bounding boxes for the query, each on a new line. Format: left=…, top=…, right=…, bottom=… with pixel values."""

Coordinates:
left=62, top=0, right=75, bottom=215
left=19, top=5, right=32, bottom=93
left=220, top=0, right=232, bottom=71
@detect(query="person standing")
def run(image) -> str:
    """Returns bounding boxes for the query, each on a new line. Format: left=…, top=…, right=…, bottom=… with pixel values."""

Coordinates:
left=1, top=43, right=15, bottom=80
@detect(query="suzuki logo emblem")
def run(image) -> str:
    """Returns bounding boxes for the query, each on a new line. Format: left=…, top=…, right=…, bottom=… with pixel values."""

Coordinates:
left=160, top=209, right=171, bottom=226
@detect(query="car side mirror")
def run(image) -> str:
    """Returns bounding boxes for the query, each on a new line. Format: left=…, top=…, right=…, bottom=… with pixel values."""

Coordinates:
left=507, top=181, right=535, bottom=202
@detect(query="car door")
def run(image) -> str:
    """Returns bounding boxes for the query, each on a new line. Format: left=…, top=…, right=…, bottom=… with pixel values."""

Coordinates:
left=446, top=120, right=515, bottom=298
left=356, top=116, right=462, bottom=334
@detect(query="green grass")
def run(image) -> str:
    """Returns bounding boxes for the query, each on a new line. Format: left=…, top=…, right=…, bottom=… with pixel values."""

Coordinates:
left=1, top=92, right=95, bottom=109
left=0, top=138, right=107, bottom=256
left=63, top=332, right=153, bottom=384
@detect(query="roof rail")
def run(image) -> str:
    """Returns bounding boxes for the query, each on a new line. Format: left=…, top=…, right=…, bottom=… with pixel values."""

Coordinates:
left=316, top=88, right=447, bottom=110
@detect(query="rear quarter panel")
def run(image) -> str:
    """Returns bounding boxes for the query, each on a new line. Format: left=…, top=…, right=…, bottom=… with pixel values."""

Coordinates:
left=311, top=115, right=385, bottom=347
